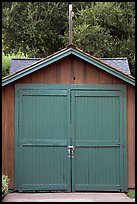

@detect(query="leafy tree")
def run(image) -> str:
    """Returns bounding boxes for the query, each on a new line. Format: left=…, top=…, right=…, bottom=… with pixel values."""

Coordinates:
left=2, top=2, right=68, bottom=57
left=65, top=2, right=135, bottom=76
left=2, top=2, right=12, bottom=9
left=2, top=2, right=135, bottom=76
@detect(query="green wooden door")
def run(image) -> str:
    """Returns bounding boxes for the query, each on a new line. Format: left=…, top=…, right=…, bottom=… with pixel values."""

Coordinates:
left=16, top=89, right=71, bottom=192
left=15, top=85, right=127, bottom=192
left=71, top=90, right=127, bottom=192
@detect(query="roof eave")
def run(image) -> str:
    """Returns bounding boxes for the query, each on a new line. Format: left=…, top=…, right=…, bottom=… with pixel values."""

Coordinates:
left=2, top=47, right=135, bottom=87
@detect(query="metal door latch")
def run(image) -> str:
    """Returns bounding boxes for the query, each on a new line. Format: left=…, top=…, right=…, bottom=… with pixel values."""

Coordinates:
left=68, top=146, right=75, bottom=158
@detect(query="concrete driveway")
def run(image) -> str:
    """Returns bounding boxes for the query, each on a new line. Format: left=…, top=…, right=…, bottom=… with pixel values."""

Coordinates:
left=2, top=192, right=135, bottom=202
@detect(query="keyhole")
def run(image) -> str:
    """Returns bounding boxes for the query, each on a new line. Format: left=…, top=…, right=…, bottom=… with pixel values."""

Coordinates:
left=73, top=76, right=76, bottom=80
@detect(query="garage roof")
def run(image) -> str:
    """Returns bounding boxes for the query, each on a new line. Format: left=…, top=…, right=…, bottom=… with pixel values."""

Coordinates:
left=99, top=58, right=131, bottom=76
left=10, top=57, right=131, bottom=76
left=2, top=45, right=135, bottom=86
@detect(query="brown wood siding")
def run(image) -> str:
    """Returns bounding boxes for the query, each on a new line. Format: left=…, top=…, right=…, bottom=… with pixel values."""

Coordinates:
left=2, top=55, right=135, bottom=189
left=73, top=57, right=84, bottom=84
left=44, top=63, right=57, bottom=83
left=16, top=74, right=32, bottom=83
left=2, top=84, right=15, bottom=188
left=100, top=69, right=113, bottom=84
left=59, top=57, right=71, bottom=84
left=127, top=85, right=135, bottom=189
left=2, top=88, right=5, bottom=174
left=112, top=76, right=125, bottom=84
left=31, top=68, right=44, bottom=83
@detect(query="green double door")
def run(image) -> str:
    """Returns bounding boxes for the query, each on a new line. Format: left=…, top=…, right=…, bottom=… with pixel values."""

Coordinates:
left=15, top=85, right=127, bottom=192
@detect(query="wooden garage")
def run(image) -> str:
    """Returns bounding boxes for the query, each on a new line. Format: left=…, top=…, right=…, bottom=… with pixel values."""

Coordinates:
left=2, top=45, right=135, bottom=192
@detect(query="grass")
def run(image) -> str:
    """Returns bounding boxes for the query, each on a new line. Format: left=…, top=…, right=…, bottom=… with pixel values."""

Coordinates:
left=127, top=191, right=135, bottom=199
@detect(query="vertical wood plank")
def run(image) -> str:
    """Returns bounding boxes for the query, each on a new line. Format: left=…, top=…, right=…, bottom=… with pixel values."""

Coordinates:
left=73, top=57, right=84, bottom=84
left=127, top=85, right=135, bottom=189
left=70, top=56, right=75, bottom=84
left=112, top=76, right=125, bottom=84
left=44, top=64, right=57, bottom=83
left=59, top=57, right=71, bottom=84
left=86, top=64, right=100, bottom=84
left=2, top=88, right=5, bottom=174
left=56, top=61, right=60, bottom=83
left=83, top=62, right=87, bottom=84
left=4, top=86, right=8, bottom=178
left=16, top=74, right=32, bottom=83
left=99, top=69, right=113, bottom=84
left=4, top=84, right=15, bottom=188
left=31, top=69, right=44, bottom=83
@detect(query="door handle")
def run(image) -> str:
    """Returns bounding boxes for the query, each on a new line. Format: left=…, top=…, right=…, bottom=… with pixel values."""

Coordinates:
left=71, top=147, right=74, bottom=158
left=68, top=146, right=75, bottom=158
left=68, top=148, right=71, bottom=158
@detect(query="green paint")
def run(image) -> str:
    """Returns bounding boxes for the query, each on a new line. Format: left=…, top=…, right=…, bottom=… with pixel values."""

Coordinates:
left=15, top=88, right=69, bottom=191
left=15, top=84, right=127, bottom=192
left=71, top=90, right=124, bottom=191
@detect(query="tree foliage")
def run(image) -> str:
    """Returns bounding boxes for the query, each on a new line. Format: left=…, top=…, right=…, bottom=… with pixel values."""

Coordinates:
left=70, top=2, right=135, bottom=76
left=2, top=2, right=68, bottom=57
left=2, top=2, right=135, bottom=77
left=2, top=51, right=27, bottom=77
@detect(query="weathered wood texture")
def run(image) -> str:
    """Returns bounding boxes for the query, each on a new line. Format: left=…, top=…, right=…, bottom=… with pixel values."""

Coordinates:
left=2, top=55, right=135, bottom=189
left=2, top=84, right=15, bottom=188
left=127, top=85, right=135, bottom=189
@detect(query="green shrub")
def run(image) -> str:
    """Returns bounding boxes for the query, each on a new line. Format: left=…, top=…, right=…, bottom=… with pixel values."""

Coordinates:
left=2, top=52, right=10, bottom=77
left=127, top=191, right=135, bottom=198
left=2, top=174, right=10, bottom=199
left=2, top=51, right=28, bottom=78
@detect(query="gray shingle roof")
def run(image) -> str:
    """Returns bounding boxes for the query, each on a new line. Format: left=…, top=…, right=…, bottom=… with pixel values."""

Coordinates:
left=10, top=57, right=131, bottom=76
left=99, top=58, right=131, bottom=76
left=10, top=58, right=42, bottom=74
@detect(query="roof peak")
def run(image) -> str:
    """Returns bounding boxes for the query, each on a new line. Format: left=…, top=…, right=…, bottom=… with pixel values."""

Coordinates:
left=2, top=46, right=134, bottom=86
left=67, top=44, right=76, bottom=49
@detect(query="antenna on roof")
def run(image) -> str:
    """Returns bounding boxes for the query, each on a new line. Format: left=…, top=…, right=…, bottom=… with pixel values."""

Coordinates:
left=69, top=4, right=74, bottom=45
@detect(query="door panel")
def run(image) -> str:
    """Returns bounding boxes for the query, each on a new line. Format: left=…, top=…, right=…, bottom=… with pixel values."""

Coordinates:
left=17, top=89, right=71, bottom=191
left=15, top=85, right=127, bottom=192
left=71, top=91, right=122, bottom=191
